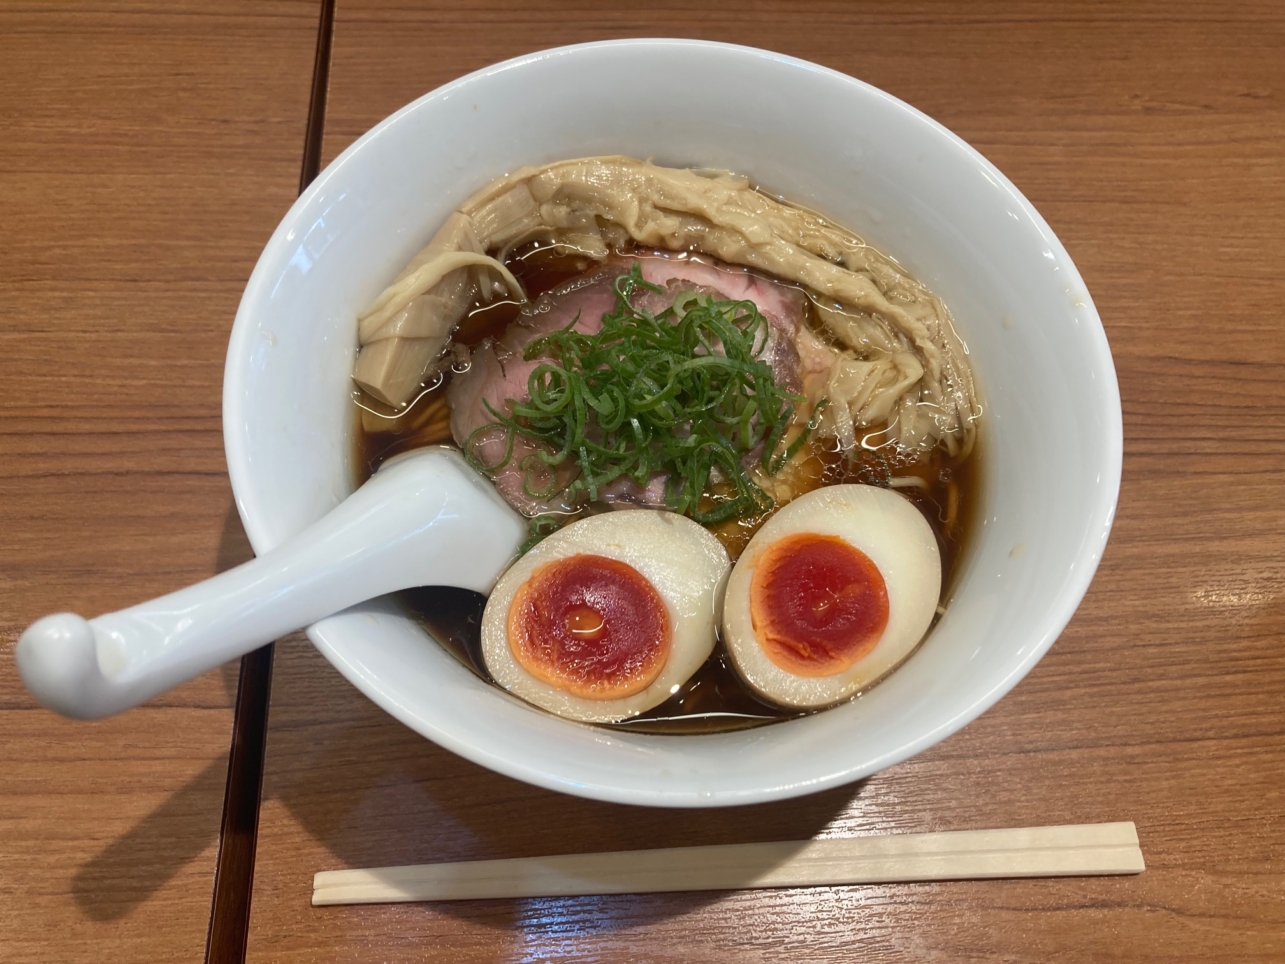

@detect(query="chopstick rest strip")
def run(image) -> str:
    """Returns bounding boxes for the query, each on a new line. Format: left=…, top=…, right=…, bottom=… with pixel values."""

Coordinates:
left=312, top=821, right=1143, bottom=905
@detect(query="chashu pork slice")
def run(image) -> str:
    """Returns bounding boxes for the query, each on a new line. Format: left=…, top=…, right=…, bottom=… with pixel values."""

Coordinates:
left=448, top=255, right=808, bottom=517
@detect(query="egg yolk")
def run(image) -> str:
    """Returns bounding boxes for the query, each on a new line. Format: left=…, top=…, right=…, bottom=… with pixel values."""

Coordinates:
left=507, top=554, right=671, bottom=700
left=749, top=533, right=889, bottom=677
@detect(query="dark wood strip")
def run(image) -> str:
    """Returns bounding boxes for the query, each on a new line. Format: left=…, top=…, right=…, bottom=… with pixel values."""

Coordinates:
left=204, top=645, right=275, bottom=964
left=300, top=0, right=336, bottom=196
left=204, top=2, right=334, bottom=962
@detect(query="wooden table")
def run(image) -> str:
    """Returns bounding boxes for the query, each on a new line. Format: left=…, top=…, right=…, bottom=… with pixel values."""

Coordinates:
left=0, top=3, right=320, bottom=962
left=4, top=2, right=1283, bottom=962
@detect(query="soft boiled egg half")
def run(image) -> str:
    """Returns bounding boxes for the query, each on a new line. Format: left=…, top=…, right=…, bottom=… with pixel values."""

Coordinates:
left=722, top=484, right=941, bottom=709
left=481, top=510, right=731, bottom=723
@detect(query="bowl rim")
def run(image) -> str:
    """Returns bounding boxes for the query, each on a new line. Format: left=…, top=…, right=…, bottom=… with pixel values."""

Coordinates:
left=223, top=38, right=1123, bottom=806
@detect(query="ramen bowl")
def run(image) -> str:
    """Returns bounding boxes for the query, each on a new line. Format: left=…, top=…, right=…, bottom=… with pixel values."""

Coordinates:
left=223, top=39, right=1121, bottom=807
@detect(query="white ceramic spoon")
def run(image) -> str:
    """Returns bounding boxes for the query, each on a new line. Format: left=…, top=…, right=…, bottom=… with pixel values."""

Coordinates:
left=15, top=448, right=524, bottom=719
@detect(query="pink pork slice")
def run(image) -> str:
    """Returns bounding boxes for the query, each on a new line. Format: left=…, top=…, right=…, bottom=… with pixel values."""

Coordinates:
left=448, top=255, right=806, bottom=517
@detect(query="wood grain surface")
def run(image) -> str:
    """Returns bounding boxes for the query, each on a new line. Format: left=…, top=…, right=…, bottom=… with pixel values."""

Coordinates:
left=0, top=3, right=319, bottom=962
left=241, top=2, right=1285, bottom=962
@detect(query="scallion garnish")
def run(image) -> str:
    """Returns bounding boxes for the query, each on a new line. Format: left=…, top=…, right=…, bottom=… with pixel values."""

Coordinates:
left=466, top=263, right=816, bottom=524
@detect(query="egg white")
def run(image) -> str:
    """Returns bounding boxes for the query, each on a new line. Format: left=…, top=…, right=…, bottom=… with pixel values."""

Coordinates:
left=722, top=484, right=941, bottom=708
left=481, top=510, right=731, bottom=723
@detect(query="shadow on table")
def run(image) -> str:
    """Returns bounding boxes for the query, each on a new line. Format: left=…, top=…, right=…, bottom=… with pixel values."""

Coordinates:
left=258, top=607, right=866, bottom=933
left=264, top=657, right=867, bottom=932
left=71, top=504, right=253, bottom=921
left=71, top=756, right=230, bottom=921
left=72, top=502, right=864, bottom=930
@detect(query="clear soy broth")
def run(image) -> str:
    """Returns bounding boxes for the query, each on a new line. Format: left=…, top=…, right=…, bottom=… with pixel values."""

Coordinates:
left=355, top=243, right=979, bottom=733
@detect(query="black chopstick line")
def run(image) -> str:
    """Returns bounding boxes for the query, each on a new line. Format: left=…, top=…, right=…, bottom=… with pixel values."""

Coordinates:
left=204, top=2, right=335, bottom=963
left=299, top=0, right=336, bottom=198
left=204, top=645, right=275, bottom=964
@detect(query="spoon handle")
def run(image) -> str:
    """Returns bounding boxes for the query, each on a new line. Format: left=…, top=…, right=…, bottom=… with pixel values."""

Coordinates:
left=15, top=450, right=524, bottom=719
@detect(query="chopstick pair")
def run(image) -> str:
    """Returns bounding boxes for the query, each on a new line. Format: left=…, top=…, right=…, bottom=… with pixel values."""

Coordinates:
left=313, top=821, right=1144, bottom=906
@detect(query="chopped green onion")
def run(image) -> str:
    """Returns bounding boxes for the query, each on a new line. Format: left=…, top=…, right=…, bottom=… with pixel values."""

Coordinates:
left=466, top=263, right=818, bottom=523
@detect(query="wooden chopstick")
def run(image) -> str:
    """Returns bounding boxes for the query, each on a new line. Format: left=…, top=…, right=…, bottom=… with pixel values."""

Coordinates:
left=312, top=821, right=1143, bottom=905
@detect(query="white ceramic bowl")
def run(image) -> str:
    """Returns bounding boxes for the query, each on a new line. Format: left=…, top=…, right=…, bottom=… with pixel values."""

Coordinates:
left=224, top=40, right=1121, bottom=807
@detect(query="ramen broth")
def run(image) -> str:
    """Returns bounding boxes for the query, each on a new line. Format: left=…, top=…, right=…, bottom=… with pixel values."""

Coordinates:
left=355, top=242, right=980, bottom=733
